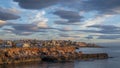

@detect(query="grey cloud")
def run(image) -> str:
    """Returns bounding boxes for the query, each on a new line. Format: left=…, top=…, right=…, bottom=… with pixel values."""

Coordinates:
left=3, top=23, right=54, bottom=35
left=12, top=24, right=39, bottom=32
left=3, top=24, right=38, bottom=35
left=97, top=35, right=120, bottom=39
left=81, top=0, right=120, bottom=14
left=59, top=34, right=70, bottom=37
left=0, top=23, right=5, bottom=28
left=13, top=0, right=79, bottom=10
left=55, top=24, right=120, bottom=35
left=13, top=0, right=120, bottom=15
left=0, top=7, right=20, bottom=20
left=58, top=34, right=80, bottom=38
left=88, top=25, right=119, bottom=30
left=14, top=0, right=60, bottom=9
left=84, top=34, right=120, bottom=39
left=54, top=20, right=81, bottom=25
left=56, top=28, right=78, bottom=32
left=86, top=25, right=120, bottom=34
left=85, top=36, right=93, bottom=39
left=0, top=21, right=15, bottom=28
left=62, top=0, right=120, bottom=15
left=53, top=10, right=83, bottom=22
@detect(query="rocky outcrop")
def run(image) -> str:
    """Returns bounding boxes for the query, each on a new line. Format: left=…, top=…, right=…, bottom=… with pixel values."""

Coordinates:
left=0, top=46, right=76, bottom=64
left=0, top=46, right=108, bottom=64
left=0, top=48, right=41, bottom=64
left=80, top=53, right=108, bottom=60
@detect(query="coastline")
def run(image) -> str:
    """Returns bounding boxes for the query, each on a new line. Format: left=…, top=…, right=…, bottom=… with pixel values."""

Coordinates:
left=0, top=46, right=108, bottom=64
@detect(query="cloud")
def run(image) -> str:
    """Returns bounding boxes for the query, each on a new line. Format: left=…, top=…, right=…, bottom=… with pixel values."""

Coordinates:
left=31, top=11, right=53, bottom=29
left=81, top=0, right=120, bottom=14
left=56, top=28, right=75, bottom=32
left=33, top=20, right=48, bottom=28
left=54, top=20, right=81, bottom=25
left=0, top=7, right=20, bottom=20
left=97, top=35, right=120, bottom=39
left=88, top=25, right=119, bottom=30
left=3, top=28, right=34, bottom=35
left=81, top=15, right=113, bottom=28
left=13, top=0, right=120, bottom=15
left=0, top=20, right=14, bottom=28
left=56, top=26, right=77, bottom=32
left=0, top=20, right=6, bottom=27
left=14, top=0, right=60, bottom=9
left=54, top=25, right=81, bottom=32
left=53, top=10, right=83, bottom=22
left=3, top=23, right=54, bottom=35
left=81, top=25, right=120, bottom=34
left=58, top=33, right=80, bottom=38
left=83, top=34, right=120, bottom=40
left=85, top=35, right=94, bottom=39
left=0, top=9, right=54, bottom=36
left=31, top=11, right=46, bottom=22
left=62, top=0, right=120, bottom=15
left=12, top=24, right=39, bottom=32
left=58, top=34, right=70, bottom=37
left=3, top=24, right=39, bottom=35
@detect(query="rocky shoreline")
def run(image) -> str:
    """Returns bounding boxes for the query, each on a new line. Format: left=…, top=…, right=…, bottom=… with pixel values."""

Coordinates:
left=0, top=46, right=108, bottom=64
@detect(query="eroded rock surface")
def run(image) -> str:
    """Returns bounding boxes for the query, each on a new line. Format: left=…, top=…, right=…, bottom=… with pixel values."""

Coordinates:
left=0, top=46, right=108, bottom=64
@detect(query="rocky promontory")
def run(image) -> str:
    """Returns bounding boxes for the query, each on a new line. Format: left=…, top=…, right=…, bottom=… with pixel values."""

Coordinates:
left=0, top=46, right=108, bottom=64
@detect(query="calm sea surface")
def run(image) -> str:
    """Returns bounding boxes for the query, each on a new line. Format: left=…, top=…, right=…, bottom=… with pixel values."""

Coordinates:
left=0, top=43, right=120, bottom=68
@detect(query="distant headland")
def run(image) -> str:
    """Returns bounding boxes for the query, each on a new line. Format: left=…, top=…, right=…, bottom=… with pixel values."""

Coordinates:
left=0, top=39, right=102, bottom=48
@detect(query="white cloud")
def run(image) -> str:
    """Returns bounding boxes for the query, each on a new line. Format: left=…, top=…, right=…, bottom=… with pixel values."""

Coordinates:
left=32, top=11, right=46, bottom=22
left=81, top=15, right=114, bottom=28
left=37, top=20, right=48, bottom=28
left=31, top=11, right=49, bottom=28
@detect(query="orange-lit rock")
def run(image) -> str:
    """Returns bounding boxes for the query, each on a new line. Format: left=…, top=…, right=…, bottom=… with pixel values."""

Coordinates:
left=0, top=46, right=108, bottom=64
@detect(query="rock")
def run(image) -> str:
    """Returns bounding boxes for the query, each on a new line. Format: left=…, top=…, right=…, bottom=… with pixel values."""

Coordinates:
left=0, top=46, right=108, bottom=64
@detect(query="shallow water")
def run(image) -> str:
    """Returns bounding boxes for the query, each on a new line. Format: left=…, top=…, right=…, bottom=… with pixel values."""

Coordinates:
left=0, top=43, right=120, bottom=68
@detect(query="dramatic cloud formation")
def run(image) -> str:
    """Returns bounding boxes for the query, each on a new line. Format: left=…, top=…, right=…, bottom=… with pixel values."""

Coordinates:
left=0, top=7, right=20, bottom=20
left=13, top=0, right=120, bottom=15
left=0, top=0, right=120, bottom=42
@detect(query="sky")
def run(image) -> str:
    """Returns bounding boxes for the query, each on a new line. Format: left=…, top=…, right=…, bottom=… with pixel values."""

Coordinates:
left=0, top=0, right=120, bottom=43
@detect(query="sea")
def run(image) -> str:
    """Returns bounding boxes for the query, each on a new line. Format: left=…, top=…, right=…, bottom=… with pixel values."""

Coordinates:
left=0, top=43, right=120, bottom=68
